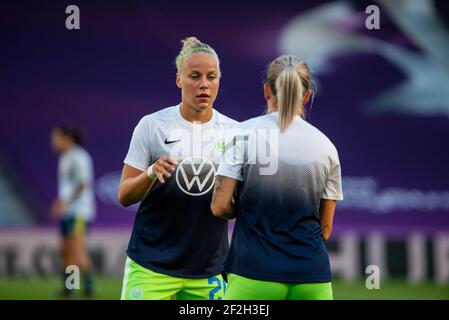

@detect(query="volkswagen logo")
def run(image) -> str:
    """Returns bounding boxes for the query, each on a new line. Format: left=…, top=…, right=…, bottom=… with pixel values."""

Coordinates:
left=175, top=156, right=216, bottom=196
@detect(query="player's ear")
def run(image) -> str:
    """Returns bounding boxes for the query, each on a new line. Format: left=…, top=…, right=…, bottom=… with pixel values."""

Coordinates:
left=176, top=73, right=182, bottom=89
left=303, top=89, right=312, bottom=105
left=263, top=83, right=271, bottom=101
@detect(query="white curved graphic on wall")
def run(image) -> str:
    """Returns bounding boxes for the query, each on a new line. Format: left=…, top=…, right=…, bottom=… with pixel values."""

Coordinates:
left=95, top=171, right=138, bottom=212
left=279, top=0, right=449, bottom=117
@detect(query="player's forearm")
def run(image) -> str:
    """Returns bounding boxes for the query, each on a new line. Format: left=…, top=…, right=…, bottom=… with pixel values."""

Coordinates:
left=319, top=199, right=337, bottom=241
left=118, top=171, right=155, bottom=207
left=321, top=223, right=332, bottom=241
left=211, top=202, right=235, bottom=220
left=211, top=176, right=237, bottom=220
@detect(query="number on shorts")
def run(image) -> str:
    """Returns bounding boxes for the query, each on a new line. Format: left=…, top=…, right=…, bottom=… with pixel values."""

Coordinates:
left=208, top=276, right=225, bottom=300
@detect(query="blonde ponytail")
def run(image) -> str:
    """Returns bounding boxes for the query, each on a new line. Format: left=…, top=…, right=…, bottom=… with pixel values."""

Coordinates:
left=266, top=55, right=312, bottom=132
left=275, top=66, right=303, bottom=131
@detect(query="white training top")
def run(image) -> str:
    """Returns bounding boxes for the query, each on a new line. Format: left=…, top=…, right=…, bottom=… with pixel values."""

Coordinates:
left=58, top=145, right=96, bottom=221
left=122, top=103, right=238, bottom=278
left=216, top=111, right=343, bottom=283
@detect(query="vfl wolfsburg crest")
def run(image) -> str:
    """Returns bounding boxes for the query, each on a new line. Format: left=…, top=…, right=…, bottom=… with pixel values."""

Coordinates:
left=129, top=287, right=143, bottom=300
left=176, top=156, right=216, bottom=196
left=215, top=140, right=225, bottom=153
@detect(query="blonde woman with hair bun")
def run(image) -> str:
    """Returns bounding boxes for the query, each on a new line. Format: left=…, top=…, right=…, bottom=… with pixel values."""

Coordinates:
left=212, top=55, right=343, bottom=300
left=118, top=37, right=237, bottom=300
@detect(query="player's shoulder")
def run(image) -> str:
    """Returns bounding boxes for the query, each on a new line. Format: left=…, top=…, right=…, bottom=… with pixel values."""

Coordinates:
left=237, top=113, right=273, bottom=129
left=221, top=114, right=272, bottom=142
left=214, top=109, right=239, bottom=128
left=302, top=119, right=338, bottom=153
left=71, top=146, right=93, bottom=163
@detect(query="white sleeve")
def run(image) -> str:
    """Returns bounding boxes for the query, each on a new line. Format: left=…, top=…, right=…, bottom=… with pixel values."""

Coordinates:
left=73, top=154, right=92, bottom=185
left=123, top=117, right=152, bottom=171
left=216, top=129, right=246, bottom=181
left=322, top=148, right=344, bottom=200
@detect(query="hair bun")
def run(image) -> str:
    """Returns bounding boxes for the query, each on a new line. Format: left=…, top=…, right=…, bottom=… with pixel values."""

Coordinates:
left=175, top=36, right=219, bottom=72
left=182, top=36, right=201, bottom=49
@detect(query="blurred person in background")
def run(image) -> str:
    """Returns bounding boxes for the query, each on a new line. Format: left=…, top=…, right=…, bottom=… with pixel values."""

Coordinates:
left=118, top=36, right=237, bottom=300
left=50, top=126, right=96, bottom=298
left=211, top=55, right=343, bottom=300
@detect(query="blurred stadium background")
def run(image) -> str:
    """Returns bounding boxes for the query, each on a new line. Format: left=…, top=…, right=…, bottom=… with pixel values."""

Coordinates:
left=1, top=0, right=449, bottom=299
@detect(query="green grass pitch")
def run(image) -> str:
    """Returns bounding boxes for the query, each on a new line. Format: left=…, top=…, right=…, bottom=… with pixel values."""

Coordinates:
left=0, top=277, right=448, bottom=300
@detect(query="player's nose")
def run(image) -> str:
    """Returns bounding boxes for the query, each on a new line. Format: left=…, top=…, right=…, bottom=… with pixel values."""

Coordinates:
left=199, top=76, right=209, bottom=89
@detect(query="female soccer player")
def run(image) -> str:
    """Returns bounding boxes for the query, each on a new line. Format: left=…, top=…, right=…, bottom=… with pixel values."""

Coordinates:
left=50, top=126, right=96, bottom=297
left=118, top=37, right=237, bottom=300
left=211, top=55, right=343, bottom=300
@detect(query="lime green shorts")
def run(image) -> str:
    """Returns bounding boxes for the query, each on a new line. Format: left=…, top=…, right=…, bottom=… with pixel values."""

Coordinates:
left=120, top=257, right=226, bottom=300
left=224, top=273, right=333, bottom=300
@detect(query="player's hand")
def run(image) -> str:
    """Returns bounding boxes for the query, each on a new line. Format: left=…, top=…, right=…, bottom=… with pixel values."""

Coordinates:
left=50, top=199, right=67, bottom=221
left=150, top=156, right=180, bottom=184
